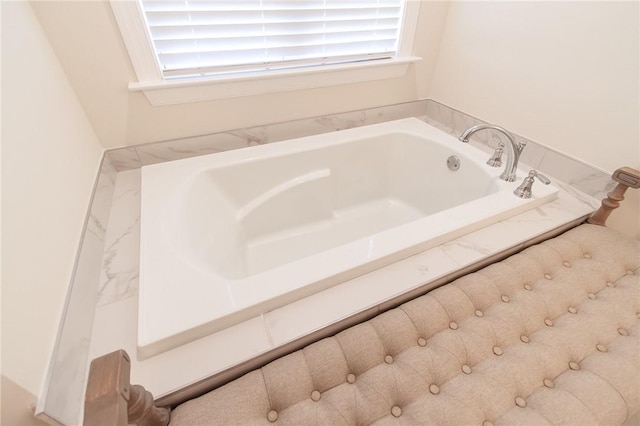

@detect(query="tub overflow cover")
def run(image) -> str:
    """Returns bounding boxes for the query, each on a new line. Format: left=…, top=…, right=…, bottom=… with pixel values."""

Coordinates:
left=447, top=155, right=461, bottom=171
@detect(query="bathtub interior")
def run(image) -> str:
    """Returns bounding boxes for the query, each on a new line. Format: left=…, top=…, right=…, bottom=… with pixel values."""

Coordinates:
left=139, top=118, right=559, bottom=358
left=170, top=133, right=500, bottom=280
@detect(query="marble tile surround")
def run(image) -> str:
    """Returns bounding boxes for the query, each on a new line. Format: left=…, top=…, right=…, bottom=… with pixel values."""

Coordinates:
left=36, top=157, right=117, bottom=425
left=105, top=102, right=428, bottom=170
left=106, top=99, right=615, bottom=201
left=41, top=99, right=614, bottom=424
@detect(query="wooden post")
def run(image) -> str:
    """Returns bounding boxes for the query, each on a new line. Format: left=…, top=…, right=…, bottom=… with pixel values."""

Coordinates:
left=128, top=385, right=171, bottom=426
left=588, top=166, right=640, bottom=226
left=84, top=350, right=130, bottom=425
left=84, top=350, right=170, bottom=426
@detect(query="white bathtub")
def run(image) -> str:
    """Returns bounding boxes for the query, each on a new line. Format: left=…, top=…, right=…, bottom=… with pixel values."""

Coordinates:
left=138, top=118, right=558, bottom=358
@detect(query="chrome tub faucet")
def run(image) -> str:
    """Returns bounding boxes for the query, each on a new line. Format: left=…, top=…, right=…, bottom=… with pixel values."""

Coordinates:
left=459, top=124, right=527, bottom=182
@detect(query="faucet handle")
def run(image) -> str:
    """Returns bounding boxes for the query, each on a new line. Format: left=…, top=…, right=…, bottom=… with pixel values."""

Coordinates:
left=486, top=142, right=504, bottom=167
left=514, top=170, right=551, bottom=198
left=529, top=169, right=550, bottom=184
left=517, top=140, right=528, bottom=153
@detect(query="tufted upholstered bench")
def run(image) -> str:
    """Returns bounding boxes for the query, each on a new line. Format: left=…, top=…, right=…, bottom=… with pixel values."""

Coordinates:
left=163, top=224, right=639, bottom=425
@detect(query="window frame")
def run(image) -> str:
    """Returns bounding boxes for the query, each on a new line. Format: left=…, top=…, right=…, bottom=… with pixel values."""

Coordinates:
left=111, top=0, right=422, bottom=106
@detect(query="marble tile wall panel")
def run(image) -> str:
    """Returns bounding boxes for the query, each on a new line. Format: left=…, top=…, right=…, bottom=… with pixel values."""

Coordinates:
left=135, top=127, right=268, bottom=166
left=265, top=110, right=367, bottom=143
left=98, top=169, right=141, bottom=306
left=264, top=101, right=428, bottom=145
left=538, top=149, right=614, bottom=200
left=106, top=147, right=141, bottom=171
left=364, top=101, right=429, bottom=124
left=105, top=100, right=431, bottom=171
left=38, top=155, right=116, bottom=426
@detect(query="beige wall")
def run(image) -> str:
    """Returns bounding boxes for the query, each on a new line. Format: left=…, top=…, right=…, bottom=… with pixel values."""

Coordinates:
left=427, top=1, right=639, bottom=237
left=31, top=1, right=449, bottom=148
left=1, top=0, right=104, bottom=419
left=1, top=377, right=48, bottom=426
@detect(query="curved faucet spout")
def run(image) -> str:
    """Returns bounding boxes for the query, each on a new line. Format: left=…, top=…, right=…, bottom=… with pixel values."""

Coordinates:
left=458, top=124, right=525, bottom=182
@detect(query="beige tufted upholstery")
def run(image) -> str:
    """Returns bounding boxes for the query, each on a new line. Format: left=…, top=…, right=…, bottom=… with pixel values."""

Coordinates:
left=170, top=224, right=640, bottom=425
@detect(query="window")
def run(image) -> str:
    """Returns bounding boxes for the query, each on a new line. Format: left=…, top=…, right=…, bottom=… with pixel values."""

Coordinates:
left=111, top=0, right=421, bottom=105
left=143, top=0, right=406, bottom=78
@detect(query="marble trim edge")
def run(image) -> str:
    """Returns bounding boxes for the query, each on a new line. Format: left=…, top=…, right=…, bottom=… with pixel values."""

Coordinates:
left=36, top=153, right=117, bottom=426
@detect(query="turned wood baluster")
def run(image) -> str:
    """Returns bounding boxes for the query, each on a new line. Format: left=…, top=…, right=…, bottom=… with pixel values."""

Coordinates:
left=84, top=350, right=170, bottom=426
left=128, top=384, right=171, bottom=426
left=588, top=166, right=640, bottom=226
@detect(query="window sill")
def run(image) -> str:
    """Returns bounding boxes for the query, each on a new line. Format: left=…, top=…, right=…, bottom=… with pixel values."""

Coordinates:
left=129, top=56, right=422, bottom=106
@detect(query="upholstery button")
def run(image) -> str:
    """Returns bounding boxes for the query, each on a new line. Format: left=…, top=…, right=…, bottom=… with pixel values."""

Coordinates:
left=543, top=378, right=554, bottom=388
left=606, top=281, right=614, bottom=288
left=483, top=421, right=494, bottom=426
left=429, top=384, right=440, bottom=395
left=461, top=364, right=472, bottom=374
left=618, top=328, right=629, bottom=336
left=588, top=293, right=596, bottom=300
left=544, top=318, right=554, bottom=327
left=569, top=361, right=580, bottom=371
left=417, top=337, right=427, bottom=347
left=391, top=405, right=402, bottom=417
left=493, top=346, right=503, bottom=356
left=475, top=309, right=484, bottom=317
left=583, top=253, right=591, bottom=259
left=563, top=261, right=571, bottom=267
left=524, top=283, right=532, bottom=291
left=520, top=335, right=530, bottom=343
left=449, top=321, right=458, bottom=330
left=544, top=273, right=552, bottom=280
left=267, top=410, right=278, bottom=422
left=346, top=373, right=356, bottom=384
left=311, top=390, right=321, bottom=402
left=568, top=306, right=577, bottom=314
left=515, top=396, right=527, bottom=408
left=596, top=344, right=607, bottom=352
left=384, top=355, right=394, bottom=364
left=501, top=295, right=510, bottom=303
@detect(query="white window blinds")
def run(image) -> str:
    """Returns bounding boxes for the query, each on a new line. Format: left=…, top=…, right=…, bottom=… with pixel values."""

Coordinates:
left=140, top=0, right=405, bottom=79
